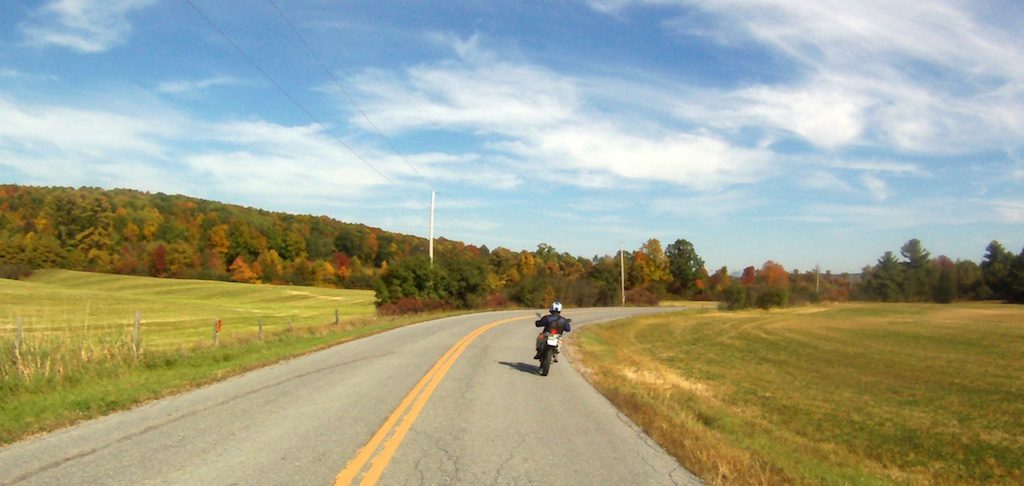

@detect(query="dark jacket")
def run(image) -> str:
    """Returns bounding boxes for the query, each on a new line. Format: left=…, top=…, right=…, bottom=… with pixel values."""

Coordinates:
left=536, top=313, right=571, bottom=334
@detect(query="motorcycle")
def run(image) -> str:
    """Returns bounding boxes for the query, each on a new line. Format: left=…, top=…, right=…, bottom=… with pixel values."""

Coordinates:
left=535, top=313, right=570, bottom=376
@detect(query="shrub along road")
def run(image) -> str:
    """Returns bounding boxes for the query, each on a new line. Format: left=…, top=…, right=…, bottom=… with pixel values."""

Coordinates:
left=0, top=308, right=699, bottom=485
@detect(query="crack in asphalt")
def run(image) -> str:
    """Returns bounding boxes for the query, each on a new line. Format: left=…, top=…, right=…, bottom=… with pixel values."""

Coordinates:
left=493, top=435, right=526, bottom=486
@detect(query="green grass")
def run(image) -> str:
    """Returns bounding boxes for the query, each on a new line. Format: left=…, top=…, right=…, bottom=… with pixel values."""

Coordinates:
left=2, top=269, right=376, bottom=349
left=0, top=270, right=448, bottom=445
left=572, top=303, right=1024, bottom=485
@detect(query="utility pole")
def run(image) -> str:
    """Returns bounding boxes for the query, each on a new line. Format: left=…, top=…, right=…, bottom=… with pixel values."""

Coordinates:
left=620, top=243, right=626, bottom=306
left=429, top=190, right=436, bottom=266
left=815, top=263, right=821, bottom=294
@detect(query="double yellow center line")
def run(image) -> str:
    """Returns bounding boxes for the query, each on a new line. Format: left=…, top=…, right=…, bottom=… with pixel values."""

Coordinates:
left=334, top=315, right=523, bottom=485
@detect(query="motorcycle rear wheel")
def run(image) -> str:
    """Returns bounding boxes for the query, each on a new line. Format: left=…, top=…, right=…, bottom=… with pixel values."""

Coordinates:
left=539, top=347, right=552, bottom=376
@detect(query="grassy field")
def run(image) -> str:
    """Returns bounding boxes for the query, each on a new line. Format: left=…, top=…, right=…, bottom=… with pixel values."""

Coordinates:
left=572, top=303, right=1024, bottom=485
left=1, top=269, right=376, bottom=349
left=0, top=270, right=441, bottom=444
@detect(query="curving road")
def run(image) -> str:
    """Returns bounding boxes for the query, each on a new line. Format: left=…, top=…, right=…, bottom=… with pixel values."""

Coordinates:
left=0, top=308, right=701, bottom=485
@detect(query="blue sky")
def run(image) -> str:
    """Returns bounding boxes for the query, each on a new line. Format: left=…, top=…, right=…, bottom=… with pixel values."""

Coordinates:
left=2, top=0, right=1023, bottom=273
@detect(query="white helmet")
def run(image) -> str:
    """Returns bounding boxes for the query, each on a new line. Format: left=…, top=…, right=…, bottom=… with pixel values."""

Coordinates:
left=550, top=301, right=563, bottom=313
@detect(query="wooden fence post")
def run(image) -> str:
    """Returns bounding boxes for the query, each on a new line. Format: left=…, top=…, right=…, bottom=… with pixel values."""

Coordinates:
left=258, top=319, right=264, bottom=341
left=335, top=309, right=340, bottom=327
left=132, top=312, right=142, bottom=358
left=213, top=319, right=221, bottom=346
left=13, top=316, right=23, bottom=363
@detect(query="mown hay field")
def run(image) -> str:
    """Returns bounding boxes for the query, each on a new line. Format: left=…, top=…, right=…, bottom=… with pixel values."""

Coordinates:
left=1, top=269, right=376, bottom=349
left=573, top=303, right=1024, bottom=485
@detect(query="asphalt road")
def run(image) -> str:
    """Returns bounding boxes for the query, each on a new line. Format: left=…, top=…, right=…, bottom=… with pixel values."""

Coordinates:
left=0, top=308, right=701, bottom=485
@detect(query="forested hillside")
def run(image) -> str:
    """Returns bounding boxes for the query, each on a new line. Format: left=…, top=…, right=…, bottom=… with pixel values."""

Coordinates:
left=2, top=185, right=1021, bottom=310
left=0, top=185, right=720, bottom=310
left=0, top=185, right=424, bottom=288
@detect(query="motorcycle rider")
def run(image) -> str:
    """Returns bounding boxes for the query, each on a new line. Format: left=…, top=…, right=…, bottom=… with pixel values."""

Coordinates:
left=534, top=301, right=571, bottom=361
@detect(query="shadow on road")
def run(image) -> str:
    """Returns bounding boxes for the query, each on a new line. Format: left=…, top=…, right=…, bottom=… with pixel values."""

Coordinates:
left=498, top=361, right=540, bottom=375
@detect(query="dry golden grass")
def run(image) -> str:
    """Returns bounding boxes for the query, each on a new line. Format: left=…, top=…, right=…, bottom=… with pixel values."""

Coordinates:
left=571, top=303, right=1024, bottom=485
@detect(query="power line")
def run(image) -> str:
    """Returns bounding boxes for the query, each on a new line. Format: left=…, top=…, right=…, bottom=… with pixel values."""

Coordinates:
left=265, top=0, right=433, bottom=188
left=183, top=0, right=402, bottom=190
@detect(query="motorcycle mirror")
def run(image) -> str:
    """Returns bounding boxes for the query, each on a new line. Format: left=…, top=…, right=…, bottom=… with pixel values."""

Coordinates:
left=535, top=312, right=542, bottom=318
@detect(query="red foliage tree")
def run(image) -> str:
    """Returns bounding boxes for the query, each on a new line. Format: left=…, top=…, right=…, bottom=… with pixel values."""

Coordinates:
left=740, top=266, right=757, bottom=286
left=150, top=244, right=168, bottom=277
left=760, top=260, right=789, bottom=288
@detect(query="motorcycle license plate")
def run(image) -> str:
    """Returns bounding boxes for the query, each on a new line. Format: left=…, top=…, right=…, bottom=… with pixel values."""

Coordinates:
left=546, top=335, right=559, bottom=346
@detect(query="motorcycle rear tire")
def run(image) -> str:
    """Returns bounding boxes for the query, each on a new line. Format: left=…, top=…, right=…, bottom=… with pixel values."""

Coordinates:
left=539, top=347, right=552, bottom=376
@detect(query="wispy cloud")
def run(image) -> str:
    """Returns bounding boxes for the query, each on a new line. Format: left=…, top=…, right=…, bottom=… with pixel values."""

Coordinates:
left=651, top=189, right=765, bottom=219
left=349, top=36, right=773, bottom=191
left=828, top=160, right=928, bottom=176
left=0, top=96, right=172, bottom=157
left=156, top=76, right=244, bottom=94
left=988, top=199, right=1024, bottom=224
left=800, top=170, right=854, bottom=192
left=20, top=0, right=156, bottom=53
left=0, top=68, right=55, bottom=81
left=592, top=1, right=1024, bottom=155
left=0, top=96, right=408, bottom=203
left=861, top=173, right=889, bottom=202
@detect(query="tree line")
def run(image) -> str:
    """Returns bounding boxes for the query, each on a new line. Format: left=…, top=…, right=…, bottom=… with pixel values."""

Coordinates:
left=2, top=185, right=1022, bottom=312
left=858, top=239, right=1024, bottom=304
left=0, top=185, right=425, bottom=287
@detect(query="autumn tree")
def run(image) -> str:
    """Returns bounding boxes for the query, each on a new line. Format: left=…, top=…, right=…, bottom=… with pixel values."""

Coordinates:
left=230, top=256, right=259, bottom=284
left=630, top=239, right=671, bottom=295
left=708, top=266, right=731, bottom=295
left=150, top=244, right=169, bottom=277
left=312, top=261, right=336, bottom=287
left=740, top=266, right=757, bottom=286
left=759, top=261, right=789, bottom=288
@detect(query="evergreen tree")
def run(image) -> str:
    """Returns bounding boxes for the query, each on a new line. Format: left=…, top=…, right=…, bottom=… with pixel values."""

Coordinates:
left=665, top=238, right=705, bottom=297
left=980, top=241, right=1013, bottom=299
left=865, top=251, right=904, bottom=301
left=900, top=239, right=934, bottom=301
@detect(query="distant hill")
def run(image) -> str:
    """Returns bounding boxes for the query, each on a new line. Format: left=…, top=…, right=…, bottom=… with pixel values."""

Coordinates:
left=0, top=184, right=453, bottom=287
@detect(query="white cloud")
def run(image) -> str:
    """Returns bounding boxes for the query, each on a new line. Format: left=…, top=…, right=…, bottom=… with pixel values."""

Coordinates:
left=527, top=124, right=769, bottom=189
left=592, top=0, right=1024, bottom=154
left=20, top=0, right=156, bottom=53
left=651, top=189, right=765, bottom=219
left=0, top=95, right=419, bottom=204
left=829, top=160, right=928, bottom=176
left=801, top=170, right=854, bottom=192
left=0, top=68, right=58, bottom=82
left=348, top=37, right=773, bottom=191
left=861, top=173, right=889, bottom=202
left=385, top=151, right=523, bottom=190
left=725, top=82, right=870, bottom=148
left=989, top=199, right=1024, bottom=224
left=799, top=197, right=998, bottom=230
left=186, top=120, right=402, bottom=198
left=157, top=76, right=243, bottom=94
left=0, top=97, right=171, bottom=158
left=350, top=61, right=579, bottom=134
